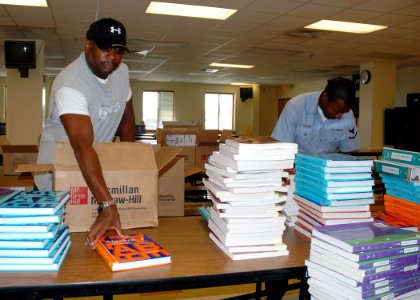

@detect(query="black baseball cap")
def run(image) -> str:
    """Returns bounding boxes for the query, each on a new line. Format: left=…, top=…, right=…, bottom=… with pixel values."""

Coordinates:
left=86, top=18, right=129, bottom=52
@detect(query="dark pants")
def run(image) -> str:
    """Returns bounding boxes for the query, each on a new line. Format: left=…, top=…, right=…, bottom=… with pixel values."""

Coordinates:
left=265, top=280, right=288, bottom=299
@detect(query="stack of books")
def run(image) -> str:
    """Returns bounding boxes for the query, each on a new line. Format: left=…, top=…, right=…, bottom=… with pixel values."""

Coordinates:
left=374, top=147, right=420, bottom=230
left=293, top=153, right=375, bottom=238
left=0, top=188, right=71, bottom=271
left=203, top=136, right=297, bottom=260
left=306, top=221, right=420, bottom=299
left=282, top=170, right=300, bottom=227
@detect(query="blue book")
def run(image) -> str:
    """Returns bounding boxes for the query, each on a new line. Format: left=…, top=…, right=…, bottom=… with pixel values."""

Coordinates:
left=295, top=172, right=374, bottom=188
left=296, top=188, right=374, bottom=206
left=296, top=153, right=374, bottom=167
left=382, top=147, right=420, bottom=167
left=0, top=235, right=70, bottom=265
left=296, top=184, right=373, bottom=200
left=295, top=165, right=373, bottom=181
left=0, top=227, right=69, bottom=257
left=0, top=223, right=63, bottom=240
left=374, top=160, right=420, bottom=182
left=0, top=208, right=64, bottom=225
left=312, top=221, right=420, bottom=253
left=0, top=239, right=71, bottom=271
left=296, top=160, right=373, bottom=174
left=0, top=190, right=69, bottom=215
left=295, top=177, right=373, bottom=194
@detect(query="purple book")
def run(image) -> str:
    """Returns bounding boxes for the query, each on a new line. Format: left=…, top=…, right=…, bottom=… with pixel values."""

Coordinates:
left=358, top=252, right=420, bottom=270
left=312, top=221, right=420, bottom=253
left=360, top=276, right=420, bottom=297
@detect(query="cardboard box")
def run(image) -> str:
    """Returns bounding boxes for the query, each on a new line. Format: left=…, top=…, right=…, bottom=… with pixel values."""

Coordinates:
left=158, top=157, right=184, bottom=216
left=195, top=144, right=219, bottom=169
left=197, top=129, right=219, bottom=145
left=17, top=142, right=180, bottom=232
left=157, top=128, right=198, bottom=146
left=162, top=146, right=196, bottom=171
left=1, top=145, right=38, bottom=175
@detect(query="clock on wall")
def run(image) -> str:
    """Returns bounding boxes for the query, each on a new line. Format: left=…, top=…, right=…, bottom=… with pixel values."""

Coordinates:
left=360, top=70, right=371, bottom=84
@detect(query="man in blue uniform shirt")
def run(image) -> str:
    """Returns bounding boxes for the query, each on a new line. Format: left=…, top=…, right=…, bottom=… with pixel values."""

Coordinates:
left=271, top=77, right=360, bottom=153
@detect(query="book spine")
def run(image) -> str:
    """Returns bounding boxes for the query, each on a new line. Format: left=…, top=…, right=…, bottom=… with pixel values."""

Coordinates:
left=358, top=246, right=420, bottom=261
left=382, top=147, right=420, bottom=167
left=374, top=160, right=418, bottom=181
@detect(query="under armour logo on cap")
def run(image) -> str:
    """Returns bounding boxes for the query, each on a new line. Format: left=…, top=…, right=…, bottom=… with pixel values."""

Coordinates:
left=86, top=17, right=128, bottom=51
left=110, top=26, right=121, bottom=35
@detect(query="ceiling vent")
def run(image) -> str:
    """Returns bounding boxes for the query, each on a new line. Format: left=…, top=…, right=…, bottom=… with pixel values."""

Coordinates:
left=284, top=28, right=324, bottom=39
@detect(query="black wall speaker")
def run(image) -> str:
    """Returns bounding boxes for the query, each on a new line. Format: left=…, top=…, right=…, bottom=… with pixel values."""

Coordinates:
left=407, top=93, right=420, bottom=110
left=240, top=87, right=253, bottom=101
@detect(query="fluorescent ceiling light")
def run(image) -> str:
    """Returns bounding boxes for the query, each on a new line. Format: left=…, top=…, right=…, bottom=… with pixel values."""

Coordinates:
left=146, top=1, right=237, bottom=20
left=210, top=63, right=254, bottom=69
left=231, top=83, right=254, bottom=86
left=0, top=0, right=47, bottom=7
left=305, top=20, right=387, bottom=34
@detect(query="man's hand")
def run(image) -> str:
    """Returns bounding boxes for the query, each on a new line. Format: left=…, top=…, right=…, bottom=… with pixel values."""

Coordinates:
left=85, top=205, right=125, bottom=250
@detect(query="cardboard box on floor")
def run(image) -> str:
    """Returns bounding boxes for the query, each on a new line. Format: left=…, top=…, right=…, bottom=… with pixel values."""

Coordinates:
left=0, top=145, right=38, bottom=176
left=17, top=142, right=181, bottom=232
left=195, top=129, right=219, bottom=170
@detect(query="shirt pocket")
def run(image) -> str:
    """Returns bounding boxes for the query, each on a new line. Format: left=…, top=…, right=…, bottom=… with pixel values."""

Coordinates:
left=296, top=125, right=314, bottom=141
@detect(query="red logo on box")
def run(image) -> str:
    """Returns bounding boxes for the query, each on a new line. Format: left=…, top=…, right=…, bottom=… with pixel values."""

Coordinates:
left=70, top=186, right=89, bottom=205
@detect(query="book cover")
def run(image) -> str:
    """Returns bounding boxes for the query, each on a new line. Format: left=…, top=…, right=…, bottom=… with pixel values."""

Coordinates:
left=382, top=147, right=420, bottom=167
left=0, top=209, right=64, bottom=225
left=209, top=232, right=289, bottom=261
left=312, top=221, right=420, bottom=253
left=206, top=169, right=287, bottom=188
left=0, top=239, right=71, bottom=271
left=208, top=189, right=285, bottom=209
left=372, top=211, right=417, bottom=231
left=224, top=136, right=298, bottom=151
left=0, top=190, right=69, bottom=215
left=296, top=153, right=374, bottom=167
left=209, top=206, right=286, bottom=225
left=0, top=222, right=56, bottom=233
left=296, top=189, right=375, bottom=207
left=95, top=233, right=171, bottom=272
left=310, top=248, right=420, bottom=282
left=0, top=227, right=69, bottom=257
left=311, top=236, right=420, bottom=262
left=218, top=145, right=296, bottom=161
left=297, top=201, right=372, bottom=220
left=307, top=259, right=420, bottom=289
left=374, top=159, right=420, bottom=182
left=208, top=176, right=288, bottom=194
left=311, top=244, right=420, bottom=271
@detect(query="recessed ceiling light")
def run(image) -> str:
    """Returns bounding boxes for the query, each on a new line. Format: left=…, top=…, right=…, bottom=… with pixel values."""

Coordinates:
left=0, top=0, right=47, bottom=7
left=210, top=63, right=254, bottom=69
left=146, top=1, right=237, bottom=20
left=305, top=20, right=387, bottom=34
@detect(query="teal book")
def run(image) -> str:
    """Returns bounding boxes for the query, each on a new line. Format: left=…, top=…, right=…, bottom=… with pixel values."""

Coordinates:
left=0, top=208, right=64, bottom=225
left=382, top=147, right=420, bottom=167
left=0, top=226, right=69, bottom=257
left=295, top=165, right=373, bottom=181
left=296, top=160, right=373, bottom=174
left=295, top=176, right=373, bottom=194
left=296, top=184, right=373, bottom=201
left=296, top=153, right=374, bottom=167
left=295, top=172, right=374, bottom=188
left=0, top=190, right=69, bottom=215
left=374, top=160, right=420, bottom=182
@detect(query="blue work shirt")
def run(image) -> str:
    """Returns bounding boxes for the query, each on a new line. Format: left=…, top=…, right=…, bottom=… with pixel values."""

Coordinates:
left=271, top=91, right=360, bottom=153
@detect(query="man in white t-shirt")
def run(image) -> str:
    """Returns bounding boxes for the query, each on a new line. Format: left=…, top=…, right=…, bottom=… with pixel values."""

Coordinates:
left=35, top=18, right=135, bottom=250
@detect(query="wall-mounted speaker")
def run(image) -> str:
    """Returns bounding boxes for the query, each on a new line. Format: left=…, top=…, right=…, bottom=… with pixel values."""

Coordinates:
left=240, top=87, right=253, bottom=102
left=407, top=93, right=420, bottom=110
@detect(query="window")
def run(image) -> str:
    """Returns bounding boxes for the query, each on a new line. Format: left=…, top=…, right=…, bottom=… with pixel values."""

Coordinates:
left=205, top=93, right=234, bottom=130
left=142, top=91, right=174, bottom=130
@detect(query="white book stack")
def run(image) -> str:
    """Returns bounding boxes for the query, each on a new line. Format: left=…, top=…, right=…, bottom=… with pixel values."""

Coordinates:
left=282, top=173, right=299, bottom=227
left=204, top=136, right=297, bottom=260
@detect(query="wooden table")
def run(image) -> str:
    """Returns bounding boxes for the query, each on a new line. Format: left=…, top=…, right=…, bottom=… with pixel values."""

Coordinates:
left=0, top=216, right=310, bottom=300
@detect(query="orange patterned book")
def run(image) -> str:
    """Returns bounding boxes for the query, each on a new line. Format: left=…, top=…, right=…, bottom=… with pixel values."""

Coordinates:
left=96, top=233, right=171, bottom=271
